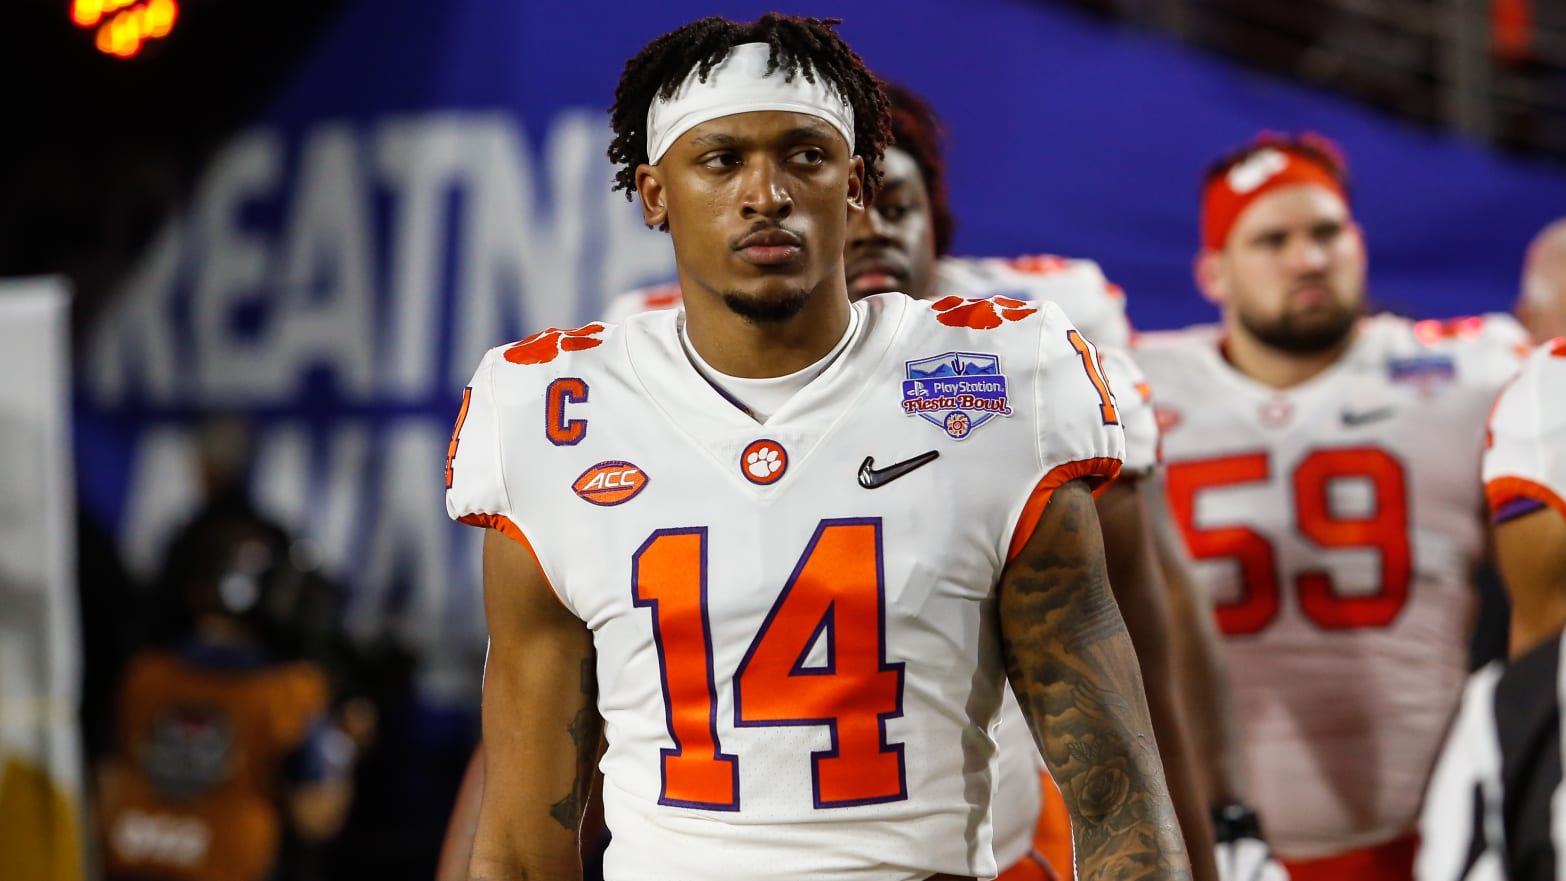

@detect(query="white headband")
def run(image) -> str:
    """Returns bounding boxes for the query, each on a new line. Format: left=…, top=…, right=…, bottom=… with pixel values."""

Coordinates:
left=645, top=42, right=856, bottom=163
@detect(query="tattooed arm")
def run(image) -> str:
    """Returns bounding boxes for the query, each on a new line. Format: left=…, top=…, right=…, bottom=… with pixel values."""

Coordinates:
left=1000, top=478, right=1191, bottom=880
left=470, top=528, right=602, bottom=881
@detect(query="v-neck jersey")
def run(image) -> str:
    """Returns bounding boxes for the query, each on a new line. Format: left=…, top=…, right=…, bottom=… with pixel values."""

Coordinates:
left=443, top=292, right=1127, bottom=881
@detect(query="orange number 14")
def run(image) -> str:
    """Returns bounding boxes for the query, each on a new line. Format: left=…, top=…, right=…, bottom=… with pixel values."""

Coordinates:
left=1066, top=329, right=1120, bottom=425
left=631, top=518, right=907, bottom=811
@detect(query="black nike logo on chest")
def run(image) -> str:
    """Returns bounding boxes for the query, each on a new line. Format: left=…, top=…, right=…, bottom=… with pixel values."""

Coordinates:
left=1341, top=406, right=1396, bottom=427
left=858, top=450, right=940, bottom=489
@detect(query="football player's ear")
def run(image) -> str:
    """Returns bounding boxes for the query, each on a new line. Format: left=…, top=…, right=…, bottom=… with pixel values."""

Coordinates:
left=637, top=165, right=669, bottom=230
left=1194, top=250, right=1227, bottom=307
left=846, top=156, right=866, bottom=216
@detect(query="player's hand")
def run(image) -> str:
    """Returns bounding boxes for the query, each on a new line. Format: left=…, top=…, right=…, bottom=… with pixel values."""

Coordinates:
left=1212, top=803, right=1289, bottom=881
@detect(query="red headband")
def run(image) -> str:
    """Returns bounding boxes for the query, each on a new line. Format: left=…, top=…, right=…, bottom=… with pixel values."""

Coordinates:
left=1201, top=146, right=1348, bottom=251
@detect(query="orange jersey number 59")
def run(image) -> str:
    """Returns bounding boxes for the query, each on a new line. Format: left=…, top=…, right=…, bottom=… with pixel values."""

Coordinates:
left=1166, top=447, right=1412, bottom=635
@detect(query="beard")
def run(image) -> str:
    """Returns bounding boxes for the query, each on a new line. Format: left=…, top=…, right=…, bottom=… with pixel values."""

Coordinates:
left=1236, top=289, right=1362, bottom=356
left=721, top=287, right=810, bottom=324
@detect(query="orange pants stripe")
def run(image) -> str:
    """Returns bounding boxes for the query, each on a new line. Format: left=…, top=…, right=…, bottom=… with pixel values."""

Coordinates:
left=1280, top=834, right=1418, bottom=881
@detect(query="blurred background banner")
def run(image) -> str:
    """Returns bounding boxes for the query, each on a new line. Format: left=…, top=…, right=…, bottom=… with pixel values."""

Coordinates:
left=0, top=278, right=83, bottom=881
left=72, top=0, right=1566, bottom=694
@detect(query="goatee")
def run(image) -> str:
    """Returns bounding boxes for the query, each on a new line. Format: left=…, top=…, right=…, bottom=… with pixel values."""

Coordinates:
left=1238, top=300, right=1361, bottom=356
left=721, top=289, right=810, bottom=324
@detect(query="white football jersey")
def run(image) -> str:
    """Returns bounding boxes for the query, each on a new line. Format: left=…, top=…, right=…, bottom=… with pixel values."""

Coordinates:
left=600, top=266, right=1155, bottom=872
left=1133, top=313, right=1524, bottom=860
left=448, top=293, right=1125, bottom=881
left=601, top=264, right=1150, bottom=870
left=1483, top=338, right=1566, bottom=523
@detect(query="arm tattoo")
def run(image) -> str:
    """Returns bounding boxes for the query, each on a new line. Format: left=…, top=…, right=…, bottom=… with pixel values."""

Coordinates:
left=1000, top=481, right=1191, bottom=880
left=549, top=655, right=601, bottom=831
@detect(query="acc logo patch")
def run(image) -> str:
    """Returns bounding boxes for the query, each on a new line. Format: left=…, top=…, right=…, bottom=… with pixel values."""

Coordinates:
left=902, top=351, right=1013, bottom=440
left=505, top=323, right=607, bottom=365
left=573, top=460, right=648, bottom=506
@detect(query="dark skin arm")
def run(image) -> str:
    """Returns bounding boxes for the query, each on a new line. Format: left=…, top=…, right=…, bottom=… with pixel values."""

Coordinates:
left=1140, top=470, right=1248, bottom=807
left=1097, top=478, right=1219, bottom=881
left=1000, top=478, right=1191, bottom=880
left=469, top=528, right=603, bottom=881
left=438, top=741, right=609, bottom=881
left=1495, top=506, right=1566, bottom=658
left=437, top=743, right=485, bottom=881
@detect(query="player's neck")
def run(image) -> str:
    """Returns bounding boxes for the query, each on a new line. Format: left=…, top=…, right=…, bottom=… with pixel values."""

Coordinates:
left=682, top=278, right=854, bottom=379
left=1221, top=324, right=1357, bottom=390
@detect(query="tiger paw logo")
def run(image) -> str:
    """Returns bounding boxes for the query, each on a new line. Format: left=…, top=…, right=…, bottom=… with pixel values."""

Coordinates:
left=930, top=295, right=1038, bottom=330
left=504, top=324, right=607, bottom=365
left=741, top=439, right=787, bottom=485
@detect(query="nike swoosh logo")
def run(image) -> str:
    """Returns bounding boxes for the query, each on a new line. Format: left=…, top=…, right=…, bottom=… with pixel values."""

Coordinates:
left=1340, top=406, right=1395, bottom=427
left=858, top=451, right=940, bottom=489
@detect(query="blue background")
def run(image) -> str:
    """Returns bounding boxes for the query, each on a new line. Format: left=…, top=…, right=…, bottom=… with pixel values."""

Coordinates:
left=77, top=0, right=1566, bottom=655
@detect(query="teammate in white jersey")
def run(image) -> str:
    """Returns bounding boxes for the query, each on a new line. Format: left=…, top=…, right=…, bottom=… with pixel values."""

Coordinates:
left=1416, top=338, right=1566, bottom=881
left=841, top=85, right=1223, bottom=881
left=436, top=80, right=1215, bottom=881
left=1483, top=339, right=1566, bottom=657
left=448, top=16, right=1188, bottom=881
left=1134, top=133, right=1525, bottom=881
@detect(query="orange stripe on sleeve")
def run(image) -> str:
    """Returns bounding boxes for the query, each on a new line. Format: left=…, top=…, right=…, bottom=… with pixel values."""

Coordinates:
left=1486, top=476, right=1566, bottom=523
left=1007, top=457, right=1124, bottom=563
left=457, top=512, right=571, bottom=611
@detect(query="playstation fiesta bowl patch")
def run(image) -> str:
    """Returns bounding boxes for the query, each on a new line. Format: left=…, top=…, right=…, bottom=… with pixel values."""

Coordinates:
left=902, top=351, right=1013, bottom=440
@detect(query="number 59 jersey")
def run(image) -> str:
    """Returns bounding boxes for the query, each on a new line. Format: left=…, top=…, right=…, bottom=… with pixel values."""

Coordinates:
left=446, top=293, right=1125, bottom=881
left=1133, top=314, right=1524, bottom=859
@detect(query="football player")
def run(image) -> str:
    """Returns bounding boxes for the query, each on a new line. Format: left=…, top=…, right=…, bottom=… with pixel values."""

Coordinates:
left=1417, top=338, right=1566, bottom=881
left=1134, top=132, right=1525, bottom=881
left=447, top=14, right=1188, bottom=881
left=602, top=82, right=1260, bottom=881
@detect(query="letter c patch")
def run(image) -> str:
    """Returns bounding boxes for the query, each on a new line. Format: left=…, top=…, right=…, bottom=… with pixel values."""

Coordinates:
left=546, top=378, right=588, bottom=445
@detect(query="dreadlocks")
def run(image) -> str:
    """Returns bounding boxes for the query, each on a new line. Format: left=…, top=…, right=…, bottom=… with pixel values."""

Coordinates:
left=882, top=82, right=955, bottom=257
left=608, top=14, right=891, bottom=201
